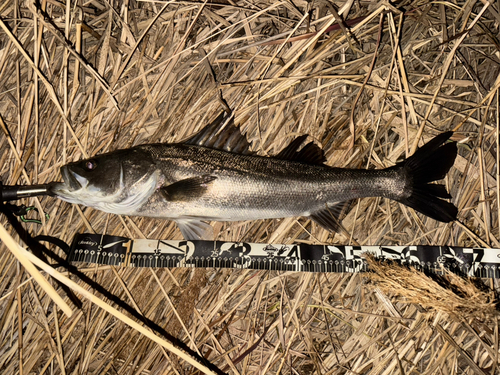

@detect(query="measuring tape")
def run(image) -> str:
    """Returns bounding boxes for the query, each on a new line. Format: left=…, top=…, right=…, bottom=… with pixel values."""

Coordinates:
left=67, top=233, right=500, bottom=279
left=2, top=185, right=497, bottom=278
left=3, top=182, right=498, bottom=278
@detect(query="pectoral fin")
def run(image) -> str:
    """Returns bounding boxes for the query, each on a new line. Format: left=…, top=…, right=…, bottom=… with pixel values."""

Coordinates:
left=177, top=220, right=214, bottom=240
left=160, top=175, right=217, bottom=201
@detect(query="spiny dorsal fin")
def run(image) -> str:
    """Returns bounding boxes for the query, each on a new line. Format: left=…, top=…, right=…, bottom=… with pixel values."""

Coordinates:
left=275, top=135, right=326, bottom=165
left=183, top=113, right=253, bottom=155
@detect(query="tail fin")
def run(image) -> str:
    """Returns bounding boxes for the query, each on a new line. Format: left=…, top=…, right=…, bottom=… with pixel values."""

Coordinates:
left=396, top=132, right=458, bottom=222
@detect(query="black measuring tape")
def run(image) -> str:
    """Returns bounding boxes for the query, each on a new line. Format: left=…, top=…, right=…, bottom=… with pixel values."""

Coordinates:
left=3, top=184, right=498, bottom=278
left=3, top=184, right=499, bottom=278
left=67, top=233, right=500, bottom=279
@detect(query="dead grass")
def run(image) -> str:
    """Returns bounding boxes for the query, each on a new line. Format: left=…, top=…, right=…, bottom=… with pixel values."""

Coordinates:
left=366, top=254, right=498, bottom=320
left=1, top=0, right=500, bottom=374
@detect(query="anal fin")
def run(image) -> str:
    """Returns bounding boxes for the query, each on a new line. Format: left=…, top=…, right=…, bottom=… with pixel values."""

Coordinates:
left=309, top=202, right=350, bottom=233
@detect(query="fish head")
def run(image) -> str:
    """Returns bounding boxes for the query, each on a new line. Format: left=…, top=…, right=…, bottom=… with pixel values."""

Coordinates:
left=51, top=148, right=159, bottom=214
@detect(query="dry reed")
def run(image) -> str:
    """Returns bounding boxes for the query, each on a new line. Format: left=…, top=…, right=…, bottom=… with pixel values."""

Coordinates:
left=1, top=0, right=499, bottom=374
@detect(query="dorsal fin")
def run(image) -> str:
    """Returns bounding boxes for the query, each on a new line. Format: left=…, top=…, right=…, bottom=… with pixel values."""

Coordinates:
left=275, top=135, right=308, bottom=160
left=275, top=135, right=326, bottom=165
left=296, top=142, right=327, bottom=164
left=183, top=113, right=252, bottom=155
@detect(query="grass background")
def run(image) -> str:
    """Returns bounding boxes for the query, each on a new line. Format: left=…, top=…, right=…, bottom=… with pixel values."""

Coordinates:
left=0, top=0, right=499, bottom=373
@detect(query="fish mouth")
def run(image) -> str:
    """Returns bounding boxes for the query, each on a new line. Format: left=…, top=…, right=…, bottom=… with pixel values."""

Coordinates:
left=58, top=166, right=87, bottom=192
left=48, top=166, right=82, bottom=197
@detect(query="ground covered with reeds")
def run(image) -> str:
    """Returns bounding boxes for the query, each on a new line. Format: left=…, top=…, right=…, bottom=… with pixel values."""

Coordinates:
left=1, top=0, right=499, bottom=374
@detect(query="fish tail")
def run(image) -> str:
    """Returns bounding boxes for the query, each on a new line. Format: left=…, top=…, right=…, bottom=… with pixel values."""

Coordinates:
left=395, top=132, right=458, bottom=222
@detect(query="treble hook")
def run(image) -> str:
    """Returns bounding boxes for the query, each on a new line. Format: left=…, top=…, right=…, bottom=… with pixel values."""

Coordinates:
left=1, top=181, right=53, bottom=224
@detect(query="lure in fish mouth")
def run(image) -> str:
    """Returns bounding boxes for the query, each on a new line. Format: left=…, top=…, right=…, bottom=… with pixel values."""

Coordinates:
left=50, top=113, right=458, bottom=240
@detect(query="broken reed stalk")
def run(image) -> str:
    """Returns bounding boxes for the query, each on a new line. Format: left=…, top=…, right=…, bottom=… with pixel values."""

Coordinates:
left=11, top=239, right=219, bottom=375
left=0, top=222, right=72, bottom=317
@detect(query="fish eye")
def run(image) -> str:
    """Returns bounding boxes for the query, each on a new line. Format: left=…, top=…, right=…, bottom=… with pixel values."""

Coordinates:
left=84, top=160, right=98, bottom=170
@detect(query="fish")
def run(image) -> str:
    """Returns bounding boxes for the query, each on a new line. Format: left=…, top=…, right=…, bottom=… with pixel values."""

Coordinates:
left=50, top=113, right=458, bottom=240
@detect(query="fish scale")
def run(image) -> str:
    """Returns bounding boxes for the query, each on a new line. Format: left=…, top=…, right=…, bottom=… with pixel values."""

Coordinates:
left=138, top=143, right=404, bottom=216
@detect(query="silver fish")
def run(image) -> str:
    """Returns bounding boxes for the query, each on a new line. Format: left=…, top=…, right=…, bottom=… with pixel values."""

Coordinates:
left=50, top=114, right=458, bottom=240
